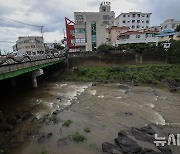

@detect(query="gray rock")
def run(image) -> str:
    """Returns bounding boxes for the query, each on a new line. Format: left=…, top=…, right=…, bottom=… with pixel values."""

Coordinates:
left=114, top=136, right=142, bottom=153
left=131, top=127, right=153, bottom=143
left=102, top=142, right=122, bottom=154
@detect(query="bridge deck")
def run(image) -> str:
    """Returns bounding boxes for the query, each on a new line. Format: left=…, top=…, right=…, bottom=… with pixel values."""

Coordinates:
left=0, top=58, right=64, bottom=80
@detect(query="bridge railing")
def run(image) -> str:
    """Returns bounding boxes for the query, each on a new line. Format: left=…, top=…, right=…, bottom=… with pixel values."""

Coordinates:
left=0, top=53, right=65, bottom=66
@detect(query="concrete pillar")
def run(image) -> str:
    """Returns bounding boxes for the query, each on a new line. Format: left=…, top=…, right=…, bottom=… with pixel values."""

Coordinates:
left=32, top=76, right=38, bottom=88
left=10, top=77, right=16, bottom=87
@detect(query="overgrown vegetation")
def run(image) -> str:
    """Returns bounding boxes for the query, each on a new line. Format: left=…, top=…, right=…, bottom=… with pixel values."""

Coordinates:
left=97, top=43, right=113, bottom=54
left=72, top=132, right=86, bottom=142
left=84, top=128, right=91, bottom=133
left=40, top=145, right=47, bottom=154
left=50, top=115, right=59, bottom=124
left=63, top=120, right=72, bottom=127
left=166, top=40, right=180, bottom=64
left=64, top=64, right=180, bottom=88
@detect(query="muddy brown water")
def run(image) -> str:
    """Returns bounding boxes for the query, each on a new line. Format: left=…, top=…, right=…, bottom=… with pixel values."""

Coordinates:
left=0, top=82, right=180, bottom=154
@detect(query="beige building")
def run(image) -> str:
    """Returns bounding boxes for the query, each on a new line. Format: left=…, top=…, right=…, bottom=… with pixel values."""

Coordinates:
left=160, top=19, right=180, bottom=31
left=74, top=1, right=115, bottom=51
left=108, top=26, right=129, bottom=45
left=13, top=36, right=45, bottom=55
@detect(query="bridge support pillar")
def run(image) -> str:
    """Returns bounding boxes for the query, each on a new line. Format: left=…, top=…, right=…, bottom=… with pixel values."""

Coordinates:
left=31, top=69, right=44, bottom=88
left=32, top=76, right=38, bottom=88
left=10, top=77, right=16, bottom=87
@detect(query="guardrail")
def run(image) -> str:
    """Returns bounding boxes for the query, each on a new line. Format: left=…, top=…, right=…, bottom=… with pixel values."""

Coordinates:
left=0, top=54, right=65, bottom=66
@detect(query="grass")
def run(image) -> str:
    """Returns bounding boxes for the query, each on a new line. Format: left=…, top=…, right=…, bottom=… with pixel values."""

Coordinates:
left=62, top=64, right=180, bottom=87
left=40, top=145, right=47, bottom=154
left=72, top=132, right=86, bottom=142
left=63, top=120, right=72, bottom=127
left=50, top=115, right=59, bottom=124
left=84, top=128, right=91, bottom=133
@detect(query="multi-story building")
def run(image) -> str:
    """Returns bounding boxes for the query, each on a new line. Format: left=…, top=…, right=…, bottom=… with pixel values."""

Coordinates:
left=73, top=1, right=115, bottom=51
left=115, top=30, right=158, bottom=46
left=108, top=26, right=129, bottom=45
left=160, top=19, right=180, bottom=31
left=115, top=12, right=152, bottom=31
left=13, top=36, right=45, bottom=55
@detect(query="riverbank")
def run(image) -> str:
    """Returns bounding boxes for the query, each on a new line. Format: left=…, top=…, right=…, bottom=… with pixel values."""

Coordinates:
left=59, top=64, right=180, bottom=92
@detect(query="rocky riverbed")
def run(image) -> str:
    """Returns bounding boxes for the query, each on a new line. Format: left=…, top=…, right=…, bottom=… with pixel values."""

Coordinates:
left=0, top=82, right=180, bottom=154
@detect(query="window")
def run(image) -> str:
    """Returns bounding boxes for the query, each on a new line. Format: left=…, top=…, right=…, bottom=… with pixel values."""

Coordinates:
left=76, top=15, right=83, bottom=20
left=137, top=20, right=140, bottom=23
left=142, top=20, right=144, bottom=23
left=123, top=20, right=126, bottom=23
left=24, top=40, right=29, bottom=43
left=132, top=20, right=135, bottom=23
left=137, top=14, right=140, bottom=17
left=75, top=38, right=86, bottom=43
left=31, top=45, right=35, bottom=48
left=128, top=21, right=130, bottom=23
left=146, top=20, right=149, bottom=23
left=132, top=14, right=136, bottom=17
left=169, top=35, right=173, bottom=38
left=137, top=25, right=140, bottom=28
left=123, top=14, right=126, bottom=17
left=128, top=15, right=130, bottom=17
left=142, top=15, right=144, bottom=17
left=147, top=15, right=149, bottom=18
left=103, top=15, right=110, bottom=20
left=71, top=39, right=75, bottom=45
left=103, top=21, right=109, bottom=24
left=75, top=28, right=85, bottom=33
left=70, top=30, right=75, bottom=35
left=132, top=25, right=135, bottom=29
left=136, top=35, right=140, bottom=38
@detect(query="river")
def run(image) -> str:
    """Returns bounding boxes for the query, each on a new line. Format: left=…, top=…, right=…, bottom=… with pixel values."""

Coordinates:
left=0, top=80, right=180, bottom=153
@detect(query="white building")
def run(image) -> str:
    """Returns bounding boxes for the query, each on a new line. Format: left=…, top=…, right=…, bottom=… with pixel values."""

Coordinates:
left=74, top=1, right=115, bottom=51
left=115, top=12, right=152, bottom=31
left=115, top=30, right=158, bottom=46
left=160, top=19, right=180, bottom=31
left=13, top=36, right=45, bottom=55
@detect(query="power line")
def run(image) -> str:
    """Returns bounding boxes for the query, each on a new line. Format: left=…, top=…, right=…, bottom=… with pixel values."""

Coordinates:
left=0, top=17, right=43, bottom=28
left=0, top=41, right=15, bottom=43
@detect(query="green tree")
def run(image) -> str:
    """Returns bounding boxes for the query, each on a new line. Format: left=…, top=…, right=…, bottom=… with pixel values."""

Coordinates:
left=97, top=44, right=113, bottom=54
left=54, top=44, right=64, bottom=50
left=175, top=24, right=180, bottom=32
left=166, top=40, right=180, bottom=63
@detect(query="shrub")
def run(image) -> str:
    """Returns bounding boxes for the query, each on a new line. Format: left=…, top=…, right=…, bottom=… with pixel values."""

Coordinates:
left=84, top=128, right=91, bottom=133
left=63, top=120, right=72, bottom=127
left=51, top=115, right=59, bottom=124
left=72, top=132, right=86, bottom=142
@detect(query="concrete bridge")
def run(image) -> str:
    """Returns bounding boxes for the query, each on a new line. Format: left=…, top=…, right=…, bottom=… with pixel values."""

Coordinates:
left=0, top=54, right=65, bottom=88
left=0, top=51, right=97, bottom=88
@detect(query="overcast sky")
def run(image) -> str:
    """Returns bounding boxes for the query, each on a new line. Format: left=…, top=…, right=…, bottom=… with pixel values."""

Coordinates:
left=0, top=0, right=180, bottom=51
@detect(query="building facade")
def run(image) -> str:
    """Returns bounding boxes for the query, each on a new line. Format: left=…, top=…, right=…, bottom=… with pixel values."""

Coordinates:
left=108, top=26, right=129, bottom=45
left=13, top=36, right=45, bottom=55
left=160, top=19, right=180, bottom=31
left=115, top=30, right=158, bottom=46
left=156, top=30, right=180, bottom=42
left=73, top=1, right=115, bottom=51
left=115, top=12, right=152, bottom=31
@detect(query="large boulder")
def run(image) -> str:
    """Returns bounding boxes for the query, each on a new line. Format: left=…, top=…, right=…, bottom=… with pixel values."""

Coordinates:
left=102, top=142, right=122, bottom=154
left=114, top=136, right=142, bottom=153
